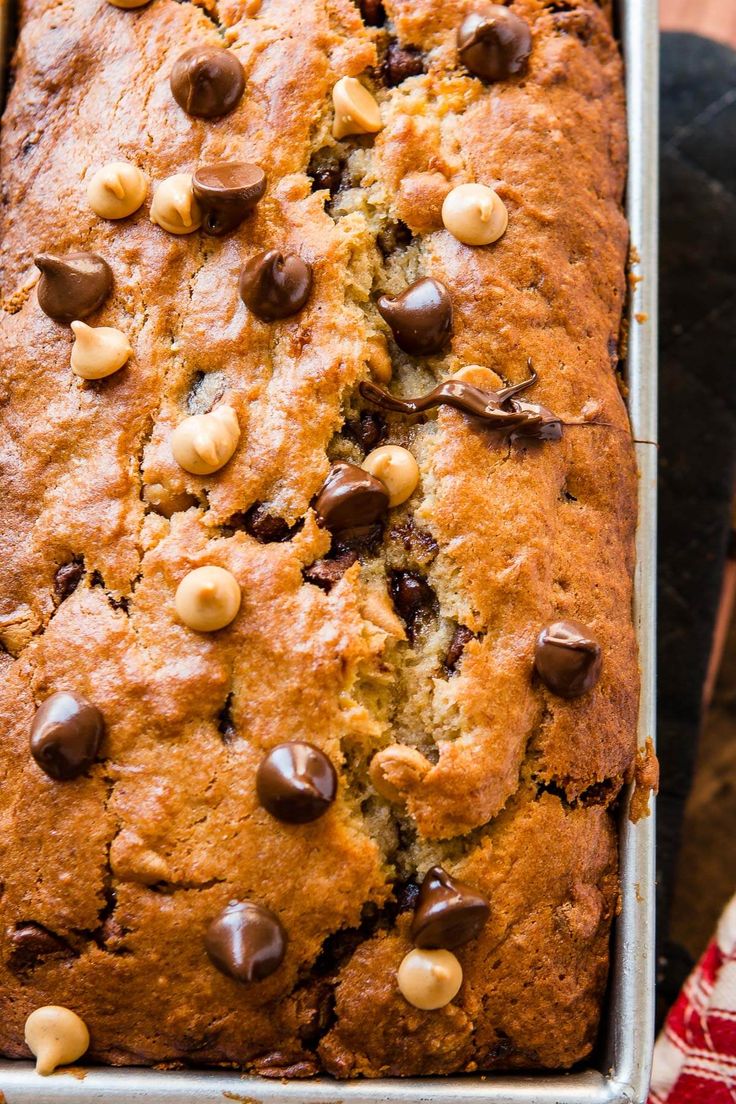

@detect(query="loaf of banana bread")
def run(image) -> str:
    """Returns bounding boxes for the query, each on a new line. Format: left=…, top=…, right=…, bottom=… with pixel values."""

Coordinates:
left=0, top=0, right=638, bottom=1077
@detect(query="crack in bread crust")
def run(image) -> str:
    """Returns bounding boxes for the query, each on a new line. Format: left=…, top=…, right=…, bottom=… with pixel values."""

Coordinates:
left=0, top=0, right=636, bottom=1077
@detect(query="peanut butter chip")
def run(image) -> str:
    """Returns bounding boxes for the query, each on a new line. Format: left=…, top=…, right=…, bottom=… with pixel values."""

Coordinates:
left=87, top=161, right=147, bottom=219
left=107, top=0, right=149, bottom=7
left=150, top=174, right=202, bottom=235
left=369, top=744, right=430, bottom=801
left=24, top=1005, right=90, bottom=1076
left=70, top=321, right=132, bottom=379
left=397, top=948, right=463, bottom=1010
left=171, top=406, right=240, bottom=475
left=362, top=445, right=419, bottom=507
left=442, top=183, right=508, bottom=246
left=175, top=566, right=241, bottom=632
left=332, top=76, right=382, bottom=139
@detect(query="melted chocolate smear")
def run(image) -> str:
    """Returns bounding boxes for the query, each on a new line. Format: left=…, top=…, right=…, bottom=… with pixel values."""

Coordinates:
left=307, top=155, right=345, bottom=197
left=360, top=363, right=564, bottom=442
left=357, top=0, right=385, bottom=26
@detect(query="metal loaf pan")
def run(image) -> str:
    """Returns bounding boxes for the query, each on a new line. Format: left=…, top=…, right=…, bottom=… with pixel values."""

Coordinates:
left=0, top=0, right=658, bottom=1098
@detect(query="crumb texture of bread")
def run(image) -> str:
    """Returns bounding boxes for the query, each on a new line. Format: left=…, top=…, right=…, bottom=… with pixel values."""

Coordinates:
left=0, top=0, right=636, bottom=1077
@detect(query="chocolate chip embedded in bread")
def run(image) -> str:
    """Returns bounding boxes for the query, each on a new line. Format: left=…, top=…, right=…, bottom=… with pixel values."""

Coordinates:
left=457, top=5, right=532, bottom=83
left=242, top=503, right=293, bottom=543
left=382, top=43, right=424, bottom=87
left=410, top=866, right=490, bottom=949
left=30, top=692, right=104, bottom=781
left=345, top=411, right=387, bottom=453
left=377, top=277, right=452, bottom=357
left=193, top=162, right=266, bottom=236
left=7, top=923, right=76, bottom=977
left=256, top=742, right=337, bottom=823
left=389, top=570, right=436, bottom=640
left=534, top=620, right=602, bottom=697
left=358, top=0, right=385, bottom=26
left=54, top=559, right=84, bottom=602
left=303, top=549, right=358, bottom=593
left=170, top=46, right=245, bottom=118
left=314, top=462, right=389, bottom=534
left=205, top=901, right=286, bottom=983
left=307, top=158, right=344, bottom=197
left=35, top=252, right=113, bottom=323
left=239, top=250, right=312, bottom=322
left=445, top=625, right=474, bottom=673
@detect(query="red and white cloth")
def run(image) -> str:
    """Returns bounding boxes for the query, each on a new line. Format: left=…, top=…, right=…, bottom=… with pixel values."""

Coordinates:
left=650, top=893, right=736, bottom=1103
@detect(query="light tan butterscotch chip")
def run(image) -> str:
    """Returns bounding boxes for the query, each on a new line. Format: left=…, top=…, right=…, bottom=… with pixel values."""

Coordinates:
left=369, top=744, right=430, bottom=801
left=397, top=948, right=463, bottom=1010
left=107, top=0, right=149, bottom=7
left=150, top=174, right=202, bottom=235
left=442, top=183, right=508, bottom=246
left=362, top=445, right=419, bottom=507
left=24, top=1006, right=90, bottom=1076
left=453, top=363, right=500, bottom=388
left=70, top=321, right=132, bottom=379
left=175, top=566, right=241, bottom=632
left=87, top=161, right=147, bottom=219
left=171, top=406, right=240, bottom=475
left=332, top=77, right=382, bottom=140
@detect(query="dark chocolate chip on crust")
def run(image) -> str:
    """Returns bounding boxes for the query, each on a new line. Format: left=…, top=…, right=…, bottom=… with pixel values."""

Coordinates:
left=35, top=252, right=112, bottom=322
left=30, top=691, right=104, bottom=781
left=411, top=865, right=490, bottom=949
left=534, top=619, right=602, bottom=698
left=205, top=901, right=286, bottom=983
left=170, top=46, right=245, bottom=118
left=256, top=742, right=337, bottom=823
left=239, top=250, right=312, bottom=322
left=54, top=559, right=84, bottom=602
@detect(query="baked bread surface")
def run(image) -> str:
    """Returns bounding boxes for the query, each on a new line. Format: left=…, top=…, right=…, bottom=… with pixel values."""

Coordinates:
left=0, top=0, right=637, bottom=1077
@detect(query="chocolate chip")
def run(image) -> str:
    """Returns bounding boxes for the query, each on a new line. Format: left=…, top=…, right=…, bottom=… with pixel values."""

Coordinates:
left=376, top=220, right=413, bottom=257
left=35, top=252, right=113, bottom=323
left=217, top=693, right=237, bottom=744
left=303, top=549, right=358, bottom=592
left=357, top=0, right=385, bottom=26
left=239, top=250, right=312, bottom=322
left=308, top=157, right=344, bottom=197
left=256, top=741, right=337, bottom=823
left=383, top=43, right=424, bottom=87
left=170, top=46, right=245, bottom=118
left=445, top=625, right=474, bottom=673
left=395, top=880, right=421, bottom=914
left=205, top=901, right=286, bottom=983
left=242, top=503, right=292, bottom=543
left=534, top=619, right=602, bottom=698
left=345, top=411, right=387, bottom=453
left=7, top=922, right=76, bottom=977
left=314, top=462, right=389, bottom=534
left=54, top=559, right=84, bottom=602
left=457, top=5, right=532, bottom=82
left=389, top=570, right=436, bottom=640
left=333, top=522, right=383, bottom=556
left=193, top=162, right=266, bottom=236
left=377, top=277, right=452, bottom=357
left=411, top=866, right=490, bottom=949
left=29, top=691, right=104, bottom=781
left=387, top=520, right=439, bottom=567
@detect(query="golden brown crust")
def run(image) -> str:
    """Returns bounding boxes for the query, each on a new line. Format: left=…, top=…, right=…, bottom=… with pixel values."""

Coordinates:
left=0, top=0, right=637, bottom=1077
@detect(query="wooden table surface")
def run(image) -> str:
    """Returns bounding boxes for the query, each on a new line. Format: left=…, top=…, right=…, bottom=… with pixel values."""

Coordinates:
left=661, top=0, right=736, bottom=46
